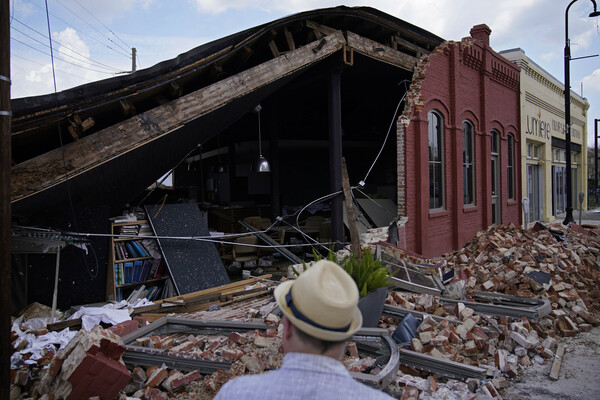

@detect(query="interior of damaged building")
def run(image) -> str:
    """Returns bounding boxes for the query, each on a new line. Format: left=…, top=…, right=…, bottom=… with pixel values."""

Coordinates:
left=4, top=5, right=600, bottom=400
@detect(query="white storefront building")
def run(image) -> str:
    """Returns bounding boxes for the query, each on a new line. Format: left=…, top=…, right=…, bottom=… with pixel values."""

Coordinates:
left=500, top=48, right=590, bottom=225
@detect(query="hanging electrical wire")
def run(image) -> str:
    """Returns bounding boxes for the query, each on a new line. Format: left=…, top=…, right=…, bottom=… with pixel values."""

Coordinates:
left=53, top=0, right=132, bottom=55
left=11, top=17, right=122, bottom=72
left=43, top=0, right=99, bottom=279
left=11, top=26, right=120, bottom=73
left=11, top=36, right=115, bottom=75
left=359, top=80, right=411, bottom=187
left=72, top=0, right=132, bottom=52
left=24, top=0, right=132, bottom=59
left=11, top=52, right=93, bottom=81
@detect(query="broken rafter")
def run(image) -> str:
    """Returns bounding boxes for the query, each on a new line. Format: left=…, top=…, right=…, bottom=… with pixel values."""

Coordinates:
left=346, top=31, right=417, bottom=71
left=284, top=27, right=295, bottom=51
left=392, top=35, right=429, bottom=56
left=305, top=20, right=339, bottom=37
left=119, top=99, right=136, bottom=117
left=11, top=31, right=347, bottom=203
left=66, top=114, right=95, bottom=140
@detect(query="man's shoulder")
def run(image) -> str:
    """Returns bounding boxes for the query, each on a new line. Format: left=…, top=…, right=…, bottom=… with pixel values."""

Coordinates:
left=214, top=373, right=275, bottom=399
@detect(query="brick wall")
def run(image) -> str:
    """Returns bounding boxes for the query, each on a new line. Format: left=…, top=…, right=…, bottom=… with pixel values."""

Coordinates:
left=398, top=26, right=520, bottom=257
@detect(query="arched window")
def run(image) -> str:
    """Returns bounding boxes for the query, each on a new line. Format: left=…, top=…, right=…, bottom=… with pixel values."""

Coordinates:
left=428, top=111, right=444, bottom=209
left=507, top=134, right=515, bottom=200
left=463, top=121, right=475, bottom=205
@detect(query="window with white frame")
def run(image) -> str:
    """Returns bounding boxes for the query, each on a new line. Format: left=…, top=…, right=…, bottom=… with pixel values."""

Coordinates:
left=507, top=134, right=515, bottom=200
left=428, top=110, right=444, bottom=210
left=462, top=120, right=475, bottom=205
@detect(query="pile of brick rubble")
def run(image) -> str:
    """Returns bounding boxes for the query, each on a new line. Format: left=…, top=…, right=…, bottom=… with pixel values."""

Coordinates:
left=9, top=222, right=600, bottom=400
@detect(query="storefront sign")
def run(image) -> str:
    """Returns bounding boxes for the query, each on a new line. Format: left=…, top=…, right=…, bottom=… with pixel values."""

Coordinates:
left=525, top=110, right=581, bottom=141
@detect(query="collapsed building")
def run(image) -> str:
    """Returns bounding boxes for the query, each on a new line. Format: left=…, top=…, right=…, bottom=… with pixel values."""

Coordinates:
left=10, top=6, right=521, bottom=307
left=11, top=6, right=599, bottom=399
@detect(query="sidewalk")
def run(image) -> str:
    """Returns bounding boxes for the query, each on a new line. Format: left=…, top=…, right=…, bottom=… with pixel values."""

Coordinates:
left=550, top=207, right=600, bottom=228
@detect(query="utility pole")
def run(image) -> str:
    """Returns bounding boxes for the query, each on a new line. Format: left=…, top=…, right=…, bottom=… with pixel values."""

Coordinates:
left=596, top=118, right=599, bottom=205
left=1, top=0, right=11, bottom=397
left=131, top=47, right=137, bottom=73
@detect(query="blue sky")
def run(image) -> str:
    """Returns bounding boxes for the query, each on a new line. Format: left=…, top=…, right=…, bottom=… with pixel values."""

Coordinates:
left=9, top=0, right=600, bottom=146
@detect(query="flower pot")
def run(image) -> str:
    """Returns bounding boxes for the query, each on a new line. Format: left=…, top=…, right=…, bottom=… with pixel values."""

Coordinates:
left=357, top=287, right=388, bottom=328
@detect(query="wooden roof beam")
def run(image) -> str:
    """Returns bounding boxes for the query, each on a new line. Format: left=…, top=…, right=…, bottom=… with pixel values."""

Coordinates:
left=346, top=31, right=417, bottom=71
left=392, top=35, right=429, bottom=57
left=11, top=31, right=348, bottom=202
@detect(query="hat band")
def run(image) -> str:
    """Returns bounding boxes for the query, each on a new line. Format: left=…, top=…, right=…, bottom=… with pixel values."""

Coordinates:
left=285, top=291, right=351, bottom=333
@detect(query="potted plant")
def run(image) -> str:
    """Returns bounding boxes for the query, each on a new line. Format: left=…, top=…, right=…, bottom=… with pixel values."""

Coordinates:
left=294, top=248, right=396, bottom=327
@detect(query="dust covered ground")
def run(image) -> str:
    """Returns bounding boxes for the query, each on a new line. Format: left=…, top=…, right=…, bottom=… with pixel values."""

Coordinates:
left=502, top=326, right=600, bottom=399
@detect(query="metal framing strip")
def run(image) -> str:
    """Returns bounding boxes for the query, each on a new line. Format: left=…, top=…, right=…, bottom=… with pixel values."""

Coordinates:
left=121, top=317, right=271, bottom=372
left=122, top=318, right=400, bottom=388
left=350, top=328, right=399, bottom=390
left=122, top=350, right=231, bottom=373
left=238, top=220, right=303, bottom=265
left=398, top=348, right=486, bottom=380
left=382, top=304, right=459, bottom=326
left=440, top=290, right=552, bottom=321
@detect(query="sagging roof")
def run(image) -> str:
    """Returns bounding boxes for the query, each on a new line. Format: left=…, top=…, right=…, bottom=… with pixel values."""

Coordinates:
left=10, top=6, right=444, bottom=217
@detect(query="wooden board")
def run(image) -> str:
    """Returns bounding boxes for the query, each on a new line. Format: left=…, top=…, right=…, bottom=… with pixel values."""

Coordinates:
left=549, top=344, right=565, bottom=380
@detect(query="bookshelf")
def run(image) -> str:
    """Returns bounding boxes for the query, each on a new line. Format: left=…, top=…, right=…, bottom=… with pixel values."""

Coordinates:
left=106, top=219, right=173, bottom=302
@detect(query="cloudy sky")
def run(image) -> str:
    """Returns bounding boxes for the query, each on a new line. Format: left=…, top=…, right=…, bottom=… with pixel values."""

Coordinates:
left=8, top=0, right=600, bottom=145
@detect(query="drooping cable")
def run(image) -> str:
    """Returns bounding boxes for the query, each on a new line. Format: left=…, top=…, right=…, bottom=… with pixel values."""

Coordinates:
left=11, top=26, right=120, bottom=73
left=10, top=36, right=115, bottom=74
left=11, top=17, right=122, bottom=72
left=25, top=0, right=132, bottom=59
left=45, top=0, right=97, bottom=279
left=359, top=80, right=410, bottom=187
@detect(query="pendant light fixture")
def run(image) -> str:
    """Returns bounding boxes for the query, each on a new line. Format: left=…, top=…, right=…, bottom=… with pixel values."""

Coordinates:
left=252, top=104, right=271, bottom=173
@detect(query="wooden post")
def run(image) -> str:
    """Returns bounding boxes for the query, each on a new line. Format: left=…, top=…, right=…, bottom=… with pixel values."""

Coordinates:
left=329, top=69, right=343, bottom=250
left=1, top=0, right=12, bottom=397
left=342, top=157, right=362, bottom=258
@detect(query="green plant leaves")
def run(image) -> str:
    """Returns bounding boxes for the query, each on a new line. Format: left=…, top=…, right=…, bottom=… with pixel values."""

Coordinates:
left=307, top=248, right=396, bottom=297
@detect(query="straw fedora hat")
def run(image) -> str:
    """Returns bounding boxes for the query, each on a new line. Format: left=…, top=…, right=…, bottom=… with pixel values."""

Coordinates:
left=274, top=260, right=363, bottom=341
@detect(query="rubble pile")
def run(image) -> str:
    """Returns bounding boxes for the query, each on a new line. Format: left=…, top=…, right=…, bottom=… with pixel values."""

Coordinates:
left=440, top=224, right=600, bottom=332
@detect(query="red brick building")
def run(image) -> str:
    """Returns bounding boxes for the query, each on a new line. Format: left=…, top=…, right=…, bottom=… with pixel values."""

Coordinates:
left=397, top=25, right=521, bottom=257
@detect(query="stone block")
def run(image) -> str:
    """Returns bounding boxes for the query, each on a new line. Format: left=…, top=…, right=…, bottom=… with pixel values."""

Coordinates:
left=411, top=338, right=423, bottom=353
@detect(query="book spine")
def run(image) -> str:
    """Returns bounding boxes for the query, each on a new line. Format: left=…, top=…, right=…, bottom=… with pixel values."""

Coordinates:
left=124, top=262, right=134, bottom=284
left=133, top=260, right=143, bottom=283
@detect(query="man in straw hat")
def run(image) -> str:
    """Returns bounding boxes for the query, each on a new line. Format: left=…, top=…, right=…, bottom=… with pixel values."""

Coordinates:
left=215, top=260, right=393, bottom=399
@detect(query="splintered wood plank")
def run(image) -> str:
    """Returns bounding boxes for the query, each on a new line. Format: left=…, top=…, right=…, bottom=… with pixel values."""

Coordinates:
left=342, top=157, right=361, bottom=258
left=11, top=32, right=347, bottom=202
left=549, top=344, right=565, bottom=380
left=346, top=31, right=417, bottom=71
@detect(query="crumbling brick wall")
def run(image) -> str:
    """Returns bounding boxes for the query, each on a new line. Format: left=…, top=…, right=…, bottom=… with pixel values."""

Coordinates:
left=396, top=24, right=521, bottom=257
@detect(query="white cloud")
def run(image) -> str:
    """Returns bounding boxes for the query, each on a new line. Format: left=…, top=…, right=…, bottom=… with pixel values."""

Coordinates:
left=582, top=69, right=600, bottom=93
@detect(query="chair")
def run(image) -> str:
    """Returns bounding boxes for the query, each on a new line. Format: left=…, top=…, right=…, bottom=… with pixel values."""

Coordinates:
left=221, top=235, right=260, bottom=263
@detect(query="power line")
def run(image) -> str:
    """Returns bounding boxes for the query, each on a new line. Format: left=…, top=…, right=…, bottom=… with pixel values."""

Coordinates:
left=10, top=36, right=114, bottom=75
left=11, top=17, right=123, bottom=72
left=52, top=0, right=131, bottom=55
left=72, top=0, right=132, bottom=51
left=11, top=52, right=96, bottom=81
left=24, top=0, right=132, bottom=59
left=11, top=24, right=120, bottom=73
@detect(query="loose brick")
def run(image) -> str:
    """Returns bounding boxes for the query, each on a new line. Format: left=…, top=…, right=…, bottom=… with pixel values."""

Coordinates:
left=146, top=367, right=168, bottom=387
left=171, top=370, right=201, bottom=390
